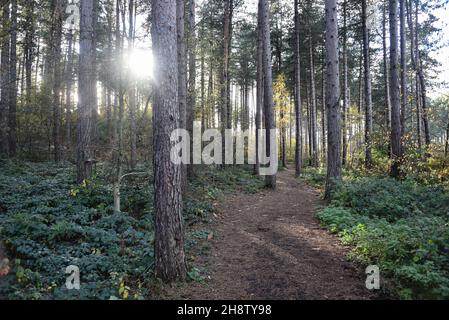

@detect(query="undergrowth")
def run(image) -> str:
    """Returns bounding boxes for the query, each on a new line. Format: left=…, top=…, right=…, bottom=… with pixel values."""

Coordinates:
left=0, top=161, right=263, bottom=300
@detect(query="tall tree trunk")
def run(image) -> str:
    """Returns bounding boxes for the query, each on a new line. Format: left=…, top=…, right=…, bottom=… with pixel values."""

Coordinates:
left=362, top=0, right=373, bottom=168
left=342, top=0, right=349, bottom=167
left=65, top=31, right=75, bottom=151
left=321, top=56, right=326, bottom=163
left=128, top=0, right=137, bottom=169
left=0, top=3, right=10, bottom=156
left=389, top=0, right=403, bottom=178
left=187, top=0, right=196, bottom=176
left=220, top=0, right=231, bottom=163
left=400, top=0, right=407, bottom=138
left=77, top=0, right=96, bottom=183
left=152, top=0, right=187, bottom=283
left=177, top=0, right=188, bottom=192
left=383, top=0, right=392, bottom=132
left=413, top=1, right=430, bottom=146
left=52, top=0, right=63, bottom=162
left=24, top=0, right=35, bottom=153
left=8, top=0, right=17, bottom=157
left=255, top=2, right=264, bottom=175
left=324, top=0, right=341, bottom=199
left=309, top=26, right=318, bottom=168
left=260, top=0, right=276, bottom=188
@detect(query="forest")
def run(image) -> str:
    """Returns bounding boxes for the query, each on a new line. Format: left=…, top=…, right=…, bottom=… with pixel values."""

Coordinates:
left=0, top=0, right=449, bottom=301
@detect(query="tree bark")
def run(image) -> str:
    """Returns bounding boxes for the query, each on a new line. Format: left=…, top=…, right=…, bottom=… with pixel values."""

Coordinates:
left=8, top=0, right=17, bottom=157
left=77, top=0, right=96, bottom=183
left=294, top=0, right=302, bottom=176
left=177, top=0, right=188, bottom=192
left=342, top=0, right=349, bottom=167
left=389, top=0, right=403, bottom=178
left=255, top=2, right=264, bottom=175
left=52, top=0, right=63, bottom=162
left=187, top=0, right=196, bottom=176
left=260, top=0, right=276, bottom=188
left=0, top=3, right=10, bottom=156
left=152, top=0, right=187, bottom=283
left=362, top=0, right=373, bottom=168
left=383, top=0, right=392, bottom=132
left=400, top=0, right=407, bottom=137
left=324, top=0, right=341, bottom=199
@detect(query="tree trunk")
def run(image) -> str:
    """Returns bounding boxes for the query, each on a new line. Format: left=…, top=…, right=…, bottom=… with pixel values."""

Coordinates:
left=255, top=2, right=263, bottom=175
left=342, top=0, right=349, bottom=167
left=128, top=0, right=137, bottom=170
left=152, top=0, right=187, bottom=283
left=8, top=0, right=17, bottom=157
left=260, top=0, right=276, bottom=188
left=52, top=0, right=63, bottom=162
left=187, top=0, right=196, bottom=176
left=324, top=0, right=341, bottom=199
left=309, top=26, right=319, bottom=168
left=0, top=3, right=10, bottom=156
left=177, top=0, right=188, bottom=192
left=221, top=0, right=231, bottom=163
left=389, top=0, right=403, bottom=178
left=362, top=0, right=373, bottom=168
left=65, top=31, right=75, bottom=151
left=383, top=0, right=392, bottom=132
left=400, top=0, right=407, bottom=138
left=77, top=0, right=96, bottom=183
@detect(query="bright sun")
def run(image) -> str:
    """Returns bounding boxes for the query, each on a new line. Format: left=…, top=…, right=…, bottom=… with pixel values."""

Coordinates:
left=128, top=48, right=154, bottom=79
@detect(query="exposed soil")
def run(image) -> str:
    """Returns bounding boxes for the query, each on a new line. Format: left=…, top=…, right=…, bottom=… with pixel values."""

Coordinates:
left=162, top=168, right=379, bottom=300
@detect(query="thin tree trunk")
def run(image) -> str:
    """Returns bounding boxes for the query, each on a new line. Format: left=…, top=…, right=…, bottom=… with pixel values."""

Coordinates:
left=8, top=0, right=17, bottom=157
left=187, top=0, right=196, bottom=176
left=342, top=0, right=349, bottom=167
left=77, top=0, right=96, bottom=183
left=152, top=0, right=187, bottom=283
left=260, top=0, right=276, bottom=188
left=129, top=0, right=137, bottom=170
left=255, top=3, right=263, bottom=175
left=309, top=26, right=318, bottom=168
left=362, top=0, right=373, bottom=168
left=389, top=0, right=403, bottom=178
left=0, top=4, right=10, bottom=156
left=383, top=0, right=392, bottom=132
left=52, top=0, right=63, bottom=162
left=177, top=0, right=188, bottom=192
left=324, top=0, right=341, bottom=199
left=221, top=0, right=231, bottom=164
left=400, top=0, right=407, bottom=138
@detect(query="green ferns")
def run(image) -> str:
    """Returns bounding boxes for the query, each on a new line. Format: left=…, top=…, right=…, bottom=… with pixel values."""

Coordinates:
left=318, top=178, right=449, bottom=299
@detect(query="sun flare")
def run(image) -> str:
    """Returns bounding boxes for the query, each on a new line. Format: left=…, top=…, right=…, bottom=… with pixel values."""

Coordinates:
left=128, top=48, right=154, bottom=79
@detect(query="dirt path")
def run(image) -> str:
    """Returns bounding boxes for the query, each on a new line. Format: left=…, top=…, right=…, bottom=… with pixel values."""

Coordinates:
left=164, top=169, right=377, bottom=300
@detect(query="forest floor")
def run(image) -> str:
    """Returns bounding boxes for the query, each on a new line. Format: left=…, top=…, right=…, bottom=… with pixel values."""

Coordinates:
left=162, top=168, right=379, bottom=300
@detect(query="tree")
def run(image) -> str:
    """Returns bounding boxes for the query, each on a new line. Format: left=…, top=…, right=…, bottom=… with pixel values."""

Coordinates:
left=294, top=0, right=302, bottom=176
left=152, top=0, right=187, bottom=282
left=77, top=0, right=97, bottom=183
left=324, top=0, right=341, bottom=199
left=0, top=2, right=10, bottom=156
left=400, top=0, right=407, bottom=137
left=177, top=0, right=188, bottom=192
left=389, top=0, right=403, bottom=178
left=362, top=0, right=373, bottom=168
left=260, top=0, right=276, bottom=189
left=8, top=0, right=17, bottom=157
left=187, top=0, right=196, bottom=177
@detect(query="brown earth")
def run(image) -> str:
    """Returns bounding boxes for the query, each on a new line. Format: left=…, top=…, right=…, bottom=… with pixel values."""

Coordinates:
left=161, top=168, right=379, bottom=300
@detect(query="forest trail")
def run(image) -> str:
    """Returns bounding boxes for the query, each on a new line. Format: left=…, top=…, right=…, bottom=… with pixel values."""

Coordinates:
left=164, top=169, right=377, bottom=300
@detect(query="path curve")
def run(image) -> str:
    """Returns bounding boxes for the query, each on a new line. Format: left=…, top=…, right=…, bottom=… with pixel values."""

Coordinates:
left=166, top=169, right=377, bottom=300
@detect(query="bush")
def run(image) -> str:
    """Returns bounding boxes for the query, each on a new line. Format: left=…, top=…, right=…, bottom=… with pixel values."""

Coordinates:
left=317, top=177, right=449, bottom=300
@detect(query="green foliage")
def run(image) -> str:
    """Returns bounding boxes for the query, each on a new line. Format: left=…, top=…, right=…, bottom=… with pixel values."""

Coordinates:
left=318, top=177, right=449, bottom=299
left=0, top=161, right=263, bottom=300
